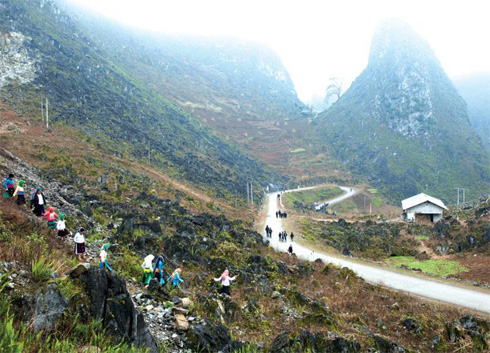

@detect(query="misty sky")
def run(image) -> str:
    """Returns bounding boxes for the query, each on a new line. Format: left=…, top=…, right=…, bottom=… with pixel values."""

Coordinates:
left=68, top=0, right=490, bottom=106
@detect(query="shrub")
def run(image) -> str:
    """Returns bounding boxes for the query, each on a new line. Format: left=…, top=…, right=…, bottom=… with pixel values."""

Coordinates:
left=31, top=258, right=55, bottom=282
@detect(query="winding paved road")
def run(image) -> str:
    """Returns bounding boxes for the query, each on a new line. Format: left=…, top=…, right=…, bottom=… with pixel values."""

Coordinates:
left=263, top=189, right=490, bottom=314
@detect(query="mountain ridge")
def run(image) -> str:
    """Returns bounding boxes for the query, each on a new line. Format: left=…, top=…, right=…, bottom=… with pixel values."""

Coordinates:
left=0, top=0, right=287, bottom=201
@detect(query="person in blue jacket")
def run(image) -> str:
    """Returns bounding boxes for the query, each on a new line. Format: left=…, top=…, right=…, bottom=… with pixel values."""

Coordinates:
left=4, top=174, right=15, bottom=198
left=168, top=268, right=184, bottom=288
left=152, top=254, right=165, bottom=285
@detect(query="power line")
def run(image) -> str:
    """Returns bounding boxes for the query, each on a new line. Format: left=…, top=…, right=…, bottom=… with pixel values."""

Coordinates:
left=454, top=187, right=469, bottom=205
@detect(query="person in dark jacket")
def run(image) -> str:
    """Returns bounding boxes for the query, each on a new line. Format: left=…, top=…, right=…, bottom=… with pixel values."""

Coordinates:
left=31, top=187, right=46, bottom=220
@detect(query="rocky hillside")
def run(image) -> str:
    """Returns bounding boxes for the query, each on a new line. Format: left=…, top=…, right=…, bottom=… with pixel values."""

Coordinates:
left=314, top=20, right=490, bottom=202
left=1, top=145, right=490, bottom=352
left=454, top=72, right=490, bottom=151
left=0, top=0, right=286, bottom=201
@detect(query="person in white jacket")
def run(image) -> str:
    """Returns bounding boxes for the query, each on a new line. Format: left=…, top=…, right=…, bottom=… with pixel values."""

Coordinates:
left=73, top=228, right=87, bottom=261
left=56, top=214, right=71, bottom=238
left=141, top=254, right=154, bottom=289
left=213, top=269, right=238, bottom=296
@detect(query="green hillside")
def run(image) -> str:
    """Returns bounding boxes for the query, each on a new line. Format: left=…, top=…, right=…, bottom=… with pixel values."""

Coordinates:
left=0, top=0, right=286, bottom=201
left=314, top=20, right=490, bottom=203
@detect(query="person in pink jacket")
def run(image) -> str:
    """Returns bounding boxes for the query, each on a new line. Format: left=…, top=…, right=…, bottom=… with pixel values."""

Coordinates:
left=213, top=269, right=238, bottom=296
left=43, top=207, right=59, bottom=230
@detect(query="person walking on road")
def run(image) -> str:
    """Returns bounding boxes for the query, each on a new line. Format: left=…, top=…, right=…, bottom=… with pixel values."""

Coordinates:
left=288, top=244, right=293, bottom=254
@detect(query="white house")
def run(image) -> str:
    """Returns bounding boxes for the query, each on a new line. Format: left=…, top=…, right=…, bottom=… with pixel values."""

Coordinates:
left=401, top=193, right=447, bottom=223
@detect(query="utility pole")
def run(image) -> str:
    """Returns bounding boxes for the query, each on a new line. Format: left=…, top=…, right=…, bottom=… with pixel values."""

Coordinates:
left=246, top=181, right=250, bottom=203
left=148, top=140, right=151, bottom=164
left=45, top=98, right=49, bottom=130
left=250, top=179, right=253, bottom=204
left=41, top=98, right=44, bottom=125
left=454, top=187, right=469, bottom=205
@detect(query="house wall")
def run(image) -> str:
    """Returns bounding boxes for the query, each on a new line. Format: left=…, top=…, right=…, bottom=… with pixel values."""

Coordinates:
left=406, top=202, right=444, bottom=222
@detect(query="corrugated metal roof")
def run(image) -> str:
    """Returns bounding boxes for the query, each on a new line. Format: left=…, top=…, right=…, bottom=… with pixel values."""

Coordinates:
left=401, top=193, right=447, bottom=210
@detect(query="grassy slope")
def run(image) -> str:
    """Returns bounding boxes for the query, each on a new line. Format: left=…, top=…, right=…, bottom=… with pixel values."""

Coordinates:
left=282, top=186, right=343, bottom=209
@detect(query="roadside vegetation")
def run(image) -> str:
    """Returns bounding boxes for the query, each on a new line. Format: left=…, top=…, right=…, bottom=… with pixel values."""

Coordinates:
left=282, top=186, right=343, bottom=209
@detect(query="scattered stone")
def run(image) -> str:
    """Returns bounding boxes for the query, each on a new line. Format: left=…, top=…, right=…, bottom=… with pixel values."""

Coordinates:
left=79, top=345, right=102, bottom=353
left=181, top=297, right=192, bottom=309
left=271, top=291, right=281, bottom=299
left=69, top=263, right=90, bottom=278
left=402, top=317, right=421, bottom=334
left=175, top=313, right=189, bottom=331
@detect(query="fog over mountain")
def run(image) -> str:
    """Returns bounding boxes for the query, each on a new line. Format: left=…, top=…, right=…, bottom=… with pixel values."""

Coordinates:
left=453, top=72, right=490, bottom=151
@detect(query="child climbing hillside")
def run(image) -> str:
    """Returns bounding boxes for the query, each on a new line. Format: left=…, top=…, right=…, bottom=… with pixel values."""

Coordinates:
left=141, top=254, right=154, bottom=289
left=152, top=254, right=165, bottom=286
left=3, top=173, right=15, bottom=198
left=168, top=268, right=184, bottom=288
left=43, top=207, right=59, bottom=231
left=12, top=180, right=26, bottom=207
left=213, top=269, right=238, bottom=296
left=56, top=214, right=70, bottom=237
left=99, top=244, right=114, bottom=272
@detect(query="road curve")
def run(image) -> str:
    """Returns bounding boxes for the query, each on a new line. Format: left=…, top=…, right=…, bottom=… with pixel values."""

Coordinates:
left=263, top=191, right=490, bottom=314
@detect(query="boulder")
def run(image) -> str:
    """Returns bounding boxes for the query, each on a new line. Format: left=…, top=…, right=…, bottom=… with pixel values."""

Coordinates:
left=69, top=263, right=90, bottom=278
left=402, top=317, right=421, bottom=334
left=31, top=283, right=68, bottom=333
left=270, top=331, right=360, bottom=352
left=373, top=335, right=406, bottom=352
left=186, top=320, right=232, bottom=352
left=342, top=247, right=353, bottom=257
left=81, top=268, right=157, bottom=352
left=445, top=321, right=463, bottom=342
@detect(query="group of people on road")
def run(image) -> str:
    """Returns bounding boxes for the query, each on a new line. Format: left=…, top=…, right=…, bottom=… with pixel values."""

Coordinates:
left=275, top=210, right=287, bottom=218
left=265, top=224, right=294, bottom=243
left=265, top=225, right=273, bottom=238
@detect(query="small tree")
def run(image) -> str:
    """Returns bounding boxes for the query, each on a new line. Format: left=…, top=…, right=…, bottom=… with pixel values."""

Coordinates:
left=323, top=77, right=343, bottom=107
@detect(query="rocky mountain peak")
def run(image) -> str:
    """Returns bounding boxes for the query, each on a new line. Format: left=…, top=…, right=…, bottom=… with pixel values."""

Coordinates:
left=368, top=20, right=439, bottom=68
left=365, top=20, right=448, bottom=139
